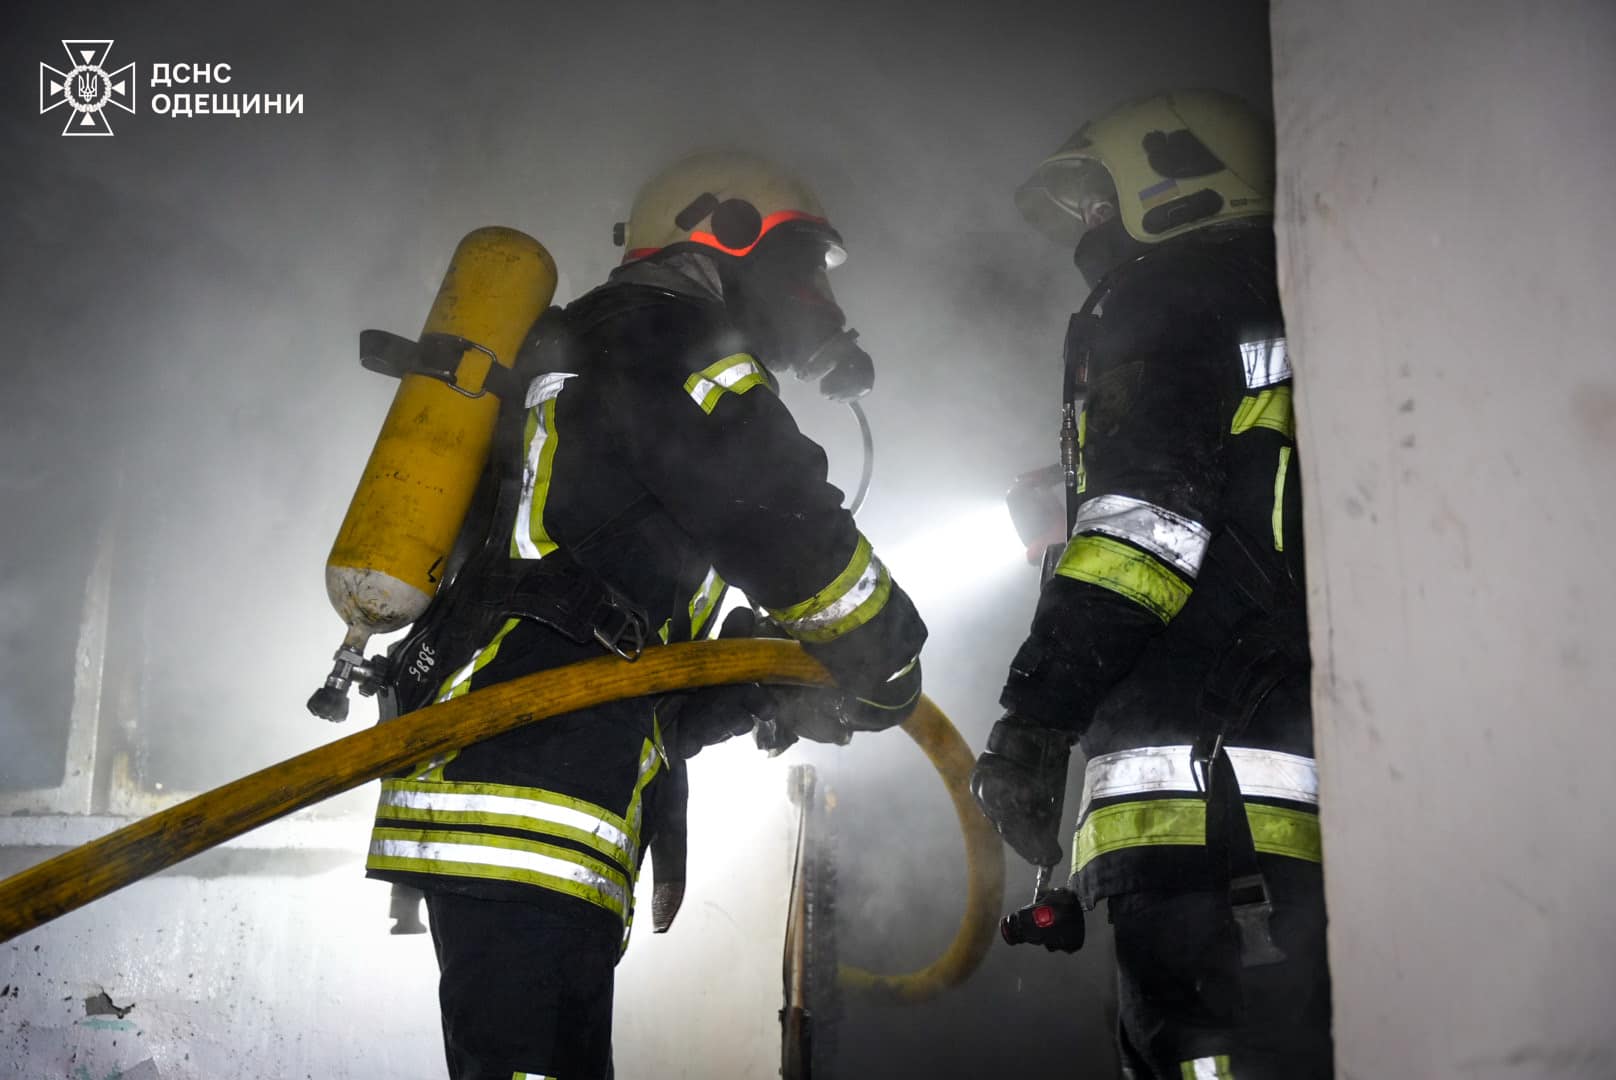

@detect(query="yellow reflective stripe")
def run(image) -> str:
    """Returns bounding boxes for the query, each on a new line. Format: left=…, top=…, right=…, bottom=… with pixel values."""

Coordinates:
left=624, top=735, right=663, bottom=842
left=1272, top=444, right=1292, bottom=551
left=368, top=828, right=630, bottom=919
left=617, top=733, right=665, bottom=953
left=770, top=535, right=893, bottom=643
left=1181, top=1055, right=1236, bottom=1080
left=378, top=779, right=637, bottom=867
left=774, top=536, right=872, bottom=622
left=1076, top=408, right=1088, bottom=495
left=687, top=566, right=726, bottom=640
left=1073, top=798, right=1322, bottom=872
left=1231, top=385, right=1295, bottom=438
left=1054, top=534, right=1191, bottom=622
left=682, top=353, right=768, bottom=414
left=403, top=749, right=461, bottom=783
left=435, top=618, right=521, bottom=702
left=512, top=397, right=565, bottom=558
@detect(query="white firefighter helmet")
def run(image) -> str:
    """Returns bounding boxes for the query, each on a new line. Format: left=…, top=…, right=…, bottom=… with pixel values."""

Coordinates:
left=1016, top=89, right=1274, bottom=250
left=616, top=149, right=845, bottom=267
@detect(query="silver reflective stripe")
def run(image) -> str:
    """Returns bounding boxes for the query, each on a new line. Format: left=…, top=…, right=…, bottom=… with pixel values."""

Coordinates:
left=524, top=371, right=575, bottom=409
left=378, top=787, right=634, bottom=865
left=775, top=554, right=886, bottom=636
left=885, top=654, right=920, bottom=682
left=435, top=654, right=481, bottom=703
left=1077, top=745, right=1318, bottom=821
left=685, top=357, right=764, bottom=410
left=688, top=565, right=724, bottom=639
left=1071, top=494, right=1212, bottom=578
left=512, top=1072, right=554, bottom=1079
left=369, top=836, right=627, bottom=911
left=513, top=373, right=576, bottom=560
left=1182, top=1056, right=1234, bottom=1080
left=1239, top=337, right=1291, bottom=388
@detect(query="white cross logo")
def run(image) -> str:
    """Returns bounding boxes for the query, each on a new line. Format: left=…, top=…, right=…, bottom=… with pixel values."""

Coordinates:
left=40, top=40, right=136, bottom=137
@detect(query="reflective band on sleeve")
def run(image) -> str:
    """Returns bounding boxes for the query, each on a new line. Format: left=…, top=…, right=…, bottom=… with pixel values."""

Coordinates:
left=1072, top=494, right=1212, bottom=579
left=513, top=1073, right=554, bottom=1080
left=1076, top=745, right=1319, bottom=821
left=1231, top=386, right=1295, bottom=438
left=687, top=565, right=726, bottom=640
left=378, top=781, right=637, bottom=869
left=1272, top=444, right=1292, bottom=552
left=513, top=373, right=576, bottom=560
left=1239, top=336, right=1291, bottom=389
left=1054, top=533, right=1192, bottom=622
left=435, top=618, right=521, bottom=702
left=368, top=829, right=630, bottom=919
left=1181, top=1055, right=1236, bottom=1080
left=683, top=353, right=768, bottom=414
left=769, top=534, right=893, bottom=643
left=1073, top=798, right=1322, bottom=872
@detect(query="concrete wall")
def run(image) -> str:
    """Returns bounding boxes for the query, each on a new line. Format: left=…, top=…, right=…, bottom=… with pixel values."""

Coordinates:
left=1270, top=3, right=1616, bottom=1077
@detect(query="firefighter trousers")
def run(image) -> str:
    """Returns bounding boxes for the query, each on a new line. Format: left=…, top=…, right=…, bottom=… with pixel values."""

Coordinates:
left=427, top=891, right=620, bottom=1080
left=1111, top=860, right=1333, bottom=1079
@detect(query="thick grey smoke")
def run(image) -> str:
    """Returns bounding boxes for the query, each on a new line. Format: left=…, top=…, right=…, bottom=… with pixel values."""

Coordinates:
left=1, top=1, right=1272, bottom=1074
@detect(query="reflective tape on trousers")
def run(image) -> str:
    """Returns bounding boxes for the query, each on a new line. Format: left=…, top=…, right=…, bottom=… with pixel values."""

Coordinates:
left=1077, top=744, right=1318, bottom=821
left=1071, top=493, right=1212, bottom=579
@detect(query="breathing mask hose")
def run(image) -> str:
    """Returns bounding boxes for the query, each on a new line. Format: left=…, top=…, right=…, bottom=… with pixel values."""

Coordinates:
left=846, top=399, right=875, bottom=516
left=0, top=640, right=1004, bottom=1004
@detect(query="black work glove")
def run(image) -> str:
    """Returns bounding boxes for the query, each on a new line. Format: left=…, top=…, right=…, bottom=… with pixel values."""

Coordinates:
left=668, top=608, right=855, bottom=757
left=668, top=683, right=775, bottom=759
left=970, top=714, right=1073, bottom=868
left=753, top=688, right=846, bottom=753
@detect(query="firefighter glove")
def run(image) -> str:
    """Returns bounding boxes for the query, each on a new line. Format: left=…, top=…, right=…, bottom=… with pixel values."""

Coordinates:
left=971, top=714, right=1072, bottom=868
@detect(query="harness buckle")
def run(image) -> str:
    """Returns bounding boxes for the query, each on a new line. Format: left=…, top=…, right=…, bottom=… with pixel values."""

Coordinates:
left=591, top=595, right=647, bottom=661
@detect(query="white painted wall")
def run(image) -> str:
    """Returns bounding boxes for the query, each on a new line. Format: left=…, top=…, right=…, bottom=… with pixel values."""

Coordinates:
left=0, top=745, right=800, bottom=1080
left=1271, top=3, right=1616, bottom=1077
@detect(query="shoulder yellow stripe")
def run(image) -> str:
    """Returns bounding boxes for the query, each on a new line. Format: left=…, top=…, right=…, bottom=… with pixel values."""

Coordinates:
left=1055, top=534, right=1191, bottom=622
left=683, top=353, right=769, bottom=414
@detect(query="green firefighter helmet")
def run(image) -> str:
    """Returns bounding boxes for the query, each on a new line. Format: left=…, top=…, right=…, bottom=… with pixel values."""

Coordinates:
left=1016, top=89, right=1274, bottom=250
left=616, top=149, right=845, bottom=268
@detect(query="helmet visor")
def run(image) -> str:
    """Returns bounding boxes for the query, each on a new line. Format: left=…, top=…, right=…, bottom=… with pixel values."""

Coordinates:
left=1014, top=157, right=1120, bottom=248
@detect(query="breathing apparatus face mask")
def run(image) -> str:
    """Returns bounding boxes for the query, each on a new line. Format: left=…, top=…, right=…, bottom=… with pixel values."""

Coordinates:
left=728, top=226, right=874, bottom=401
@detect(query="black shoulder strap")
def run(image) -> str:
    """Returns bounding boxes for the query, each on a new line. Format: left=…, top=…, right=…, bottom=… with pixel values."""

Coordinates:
left=377, top=307, right=655, bottom=716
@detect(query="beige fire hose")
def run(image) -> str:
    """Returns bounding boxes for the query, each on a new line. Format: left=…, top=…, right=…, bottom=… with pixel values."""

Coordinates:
left=0, top=639, right=1004, bottom=1001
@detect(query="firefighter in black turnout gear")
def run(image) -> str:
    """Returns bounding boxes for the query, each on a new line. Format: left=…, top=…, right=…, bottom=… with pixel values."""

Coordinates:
left=971, top=92, right=1333, bottom=1078
left=366, top=151, right=927, bottom=1080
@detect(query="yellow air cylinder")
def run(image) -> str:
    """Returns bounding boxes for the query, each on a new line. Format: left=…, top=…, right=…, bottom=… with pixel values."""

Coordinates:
left=325, top=227, right=556, bottom=649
